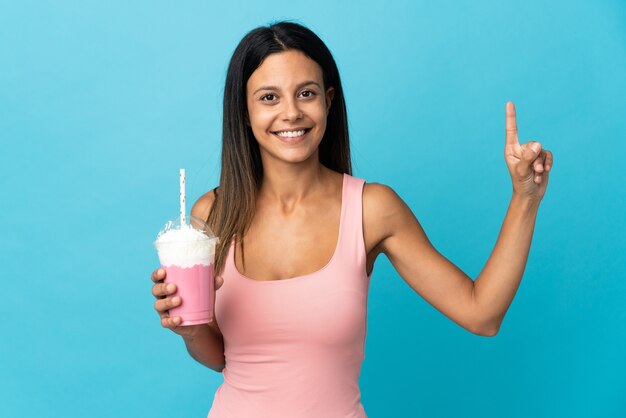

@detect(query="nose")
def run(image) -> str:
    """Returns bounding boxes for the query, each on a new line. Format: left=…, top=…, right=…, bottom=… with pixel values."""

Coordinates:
left=282, top=97, right=303, bottom=121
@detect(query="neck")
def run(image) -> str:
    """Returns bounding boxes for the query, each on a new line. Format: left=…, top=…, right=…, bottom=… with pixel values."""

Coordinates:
left=258, top=154, right=327, bottom=210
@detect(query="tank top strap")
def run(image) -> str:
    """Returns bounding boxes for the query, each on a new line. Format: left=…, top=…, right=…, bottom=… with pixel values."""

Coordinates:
left=337, top=174, right=367, bottom=266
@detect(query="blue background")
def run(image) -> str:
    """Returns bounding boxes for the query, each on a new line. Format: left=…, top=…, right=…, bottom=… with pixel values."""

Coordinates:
left=2, top=1, right=625, bottom=417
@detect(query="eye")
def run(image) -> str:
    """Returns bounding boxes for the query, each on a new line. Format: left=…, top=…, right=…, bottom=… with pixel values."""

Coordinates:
left=299, top=90, right=316, bottom=98
left=260, top=93, right=277, bottom=102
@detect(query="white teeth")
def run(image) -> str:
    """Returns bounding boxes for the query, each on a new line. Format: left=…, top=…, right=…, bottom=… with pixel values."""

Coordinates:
left=275, top=129, right=306, bottom=138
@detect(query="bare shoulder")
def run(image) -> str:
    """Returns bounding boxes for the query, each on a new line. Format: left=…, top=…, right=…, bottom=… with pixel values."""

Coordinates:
left=190, top=188, right=218, bottom=221
left=363, top=181, right=404, bottom=208
left=362, top=182, right=412, bottom=252
left=363, top=182, right=408, bottom=222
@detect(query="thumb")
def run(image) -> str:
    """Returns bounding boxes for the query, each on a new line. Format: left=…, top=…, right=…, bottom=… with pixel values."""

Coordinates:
left=517, top=141, right=542, bottom=177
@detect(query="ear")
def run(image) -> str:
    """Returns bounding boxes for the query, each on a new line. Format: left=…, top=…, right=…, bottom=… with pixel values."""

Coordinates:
left=325, top=87, right=335, bottom=114
left=245, top=113, right=251, bottom=126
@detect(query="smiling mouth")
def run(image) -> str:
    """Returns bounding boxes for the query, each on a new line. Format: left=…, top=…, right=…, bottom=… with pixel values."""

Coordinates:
left=271, top=128, right=311, bottom=140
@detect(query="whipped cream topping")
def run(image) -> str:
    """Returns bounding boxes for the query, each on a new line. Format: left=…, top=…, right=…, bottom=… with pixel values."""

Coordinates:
left=154, top=224, right=218, bottom=268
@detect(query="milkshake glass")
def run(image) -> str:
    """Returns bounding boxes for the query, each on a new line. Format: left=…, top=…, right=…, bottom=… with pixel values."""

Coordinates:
left=154, top=215, right=219, bottom=325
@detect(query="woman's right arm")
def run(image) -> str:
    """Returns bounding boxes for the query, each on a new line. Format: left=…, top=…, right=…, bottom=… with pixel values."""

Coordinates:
left=180, top=320, right=225, bottom=373
left=151, top=189, right=226, bottom=373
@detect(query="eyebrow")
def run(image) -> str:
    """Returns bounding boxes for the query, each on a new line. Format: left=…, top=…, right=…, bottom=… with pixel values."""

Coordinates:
left=252, top=80, right=321, bottom=96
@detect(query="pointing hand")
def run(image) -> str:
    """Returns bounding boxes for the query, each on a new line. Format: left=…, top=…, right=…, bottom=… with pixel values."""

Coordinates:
left=504, top=102, right=553, bottom=200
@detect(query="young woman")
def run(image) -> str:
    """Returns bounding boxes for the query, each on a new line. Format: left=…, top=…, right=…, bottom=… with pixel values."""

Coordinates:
left=150, top=21, right=553, bottom=418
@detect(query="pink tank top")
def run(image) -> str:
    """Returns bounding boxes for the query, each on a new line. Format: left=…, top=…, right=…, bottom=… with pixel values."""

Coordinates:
left=207, top=173, right=371, bottom=418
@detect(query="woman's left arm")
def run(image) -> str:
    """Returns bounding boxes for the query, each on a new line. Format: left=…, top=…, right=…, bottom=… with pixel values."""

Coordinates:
left=370, top=101, right=553, bottom=336
left=473, top=101, right=553, bottom=333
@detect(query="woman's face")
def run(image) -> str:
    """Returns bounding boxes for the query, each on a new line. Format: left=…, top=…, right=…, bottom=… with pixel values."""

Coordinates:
left=246, top=49, right=334, bottom=165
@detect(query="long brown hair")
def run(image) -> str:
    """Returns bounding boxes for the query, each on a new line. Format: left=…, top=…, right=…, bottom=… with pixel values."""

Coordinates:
left=207, top=21, right=352, bottom=277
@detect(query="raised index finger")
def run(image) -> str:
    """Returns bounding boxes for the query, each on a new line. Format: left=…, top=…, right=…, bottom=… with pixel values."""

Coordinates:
left=506, top=101, right=519, bottom=145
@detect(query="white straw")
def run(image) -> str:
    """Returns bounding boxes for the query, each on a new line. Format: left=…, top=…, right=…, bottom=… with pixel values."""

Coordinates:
left=180, top=168, right=186, bottom=226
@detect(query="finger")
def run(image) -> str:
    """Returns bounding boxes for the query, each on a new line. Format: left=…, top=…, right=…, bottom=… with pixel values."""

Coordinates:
left=535, top=168, right=548, bottom=184
left=161, top=315, right=182, bottom=328
left=533, top=148, right=546, bottom=184
left=154, top=296, right=181, bottom=314
left=544, top=150, right=553, bottom=171
left=533, top=150, right=547, bottom=173
left=517, top=141, right=542, bottom=177
left=505, top=101, right=519, bottom=146
left=152, top=282, right=177, bottom=298
left=151, top=268, right=166, bottom=283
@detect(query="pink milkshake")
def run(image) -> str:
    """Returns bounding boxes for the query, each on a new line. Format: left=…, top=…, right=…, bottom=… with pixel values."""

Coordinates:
left=154, top=216, right=219, bottom=325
